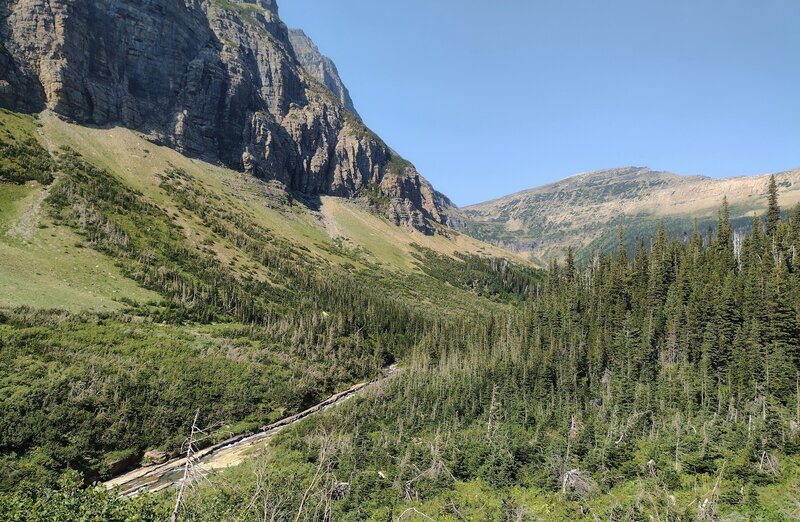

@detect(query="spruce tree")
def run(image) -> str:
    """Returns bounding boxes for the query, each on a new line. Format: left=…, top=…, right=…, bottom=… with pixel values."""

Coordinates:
left=790, top=203, right=800, bottom=228
left=766, top=174, right=781, bottom=236
left=764, top=261, right=800, bottom=366
left=565, top=246, right=576, bottom=282
left=717, top=196, right=736, bottom=273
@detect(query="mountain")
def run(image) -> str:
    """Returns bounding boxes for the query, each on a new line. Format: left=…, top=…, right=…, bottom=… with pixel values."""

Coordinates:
left=0, top=108, right=517, bottom=312
left=0, top=0, right=454, bottom=232
left=461, top=166, right=800, bottom=262
left=287, top=28, right=358, bottom=117
left=0, top=104, right=534, bottom=488
left=4, top=104, right=798, bottom=518
left=2, top=2, right=800, bottom=520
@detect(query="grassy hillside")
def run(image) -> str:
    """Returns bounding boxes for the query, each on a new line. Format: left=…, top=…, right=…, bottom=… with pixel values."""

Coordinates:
left=36, top=112, right=519, bottom=279
left=0, top=110, right=158, bottom=310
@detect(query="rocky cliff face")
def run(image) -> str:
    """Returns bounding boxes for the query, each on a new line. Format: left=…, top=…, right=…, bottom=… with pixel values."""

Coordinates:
left=287, top=28, right=358, bottom=117
left=0, top=0, right=453, bottom=232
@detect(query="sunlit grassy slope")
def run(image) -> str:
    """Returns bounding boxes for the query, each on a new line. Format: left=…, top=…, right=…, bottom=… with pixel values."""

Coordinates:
left=40, top=111, right=520, bottom=270
left=0, top=112, right=159, bottom=310
left=0, top=110, right=525, bottom=312
left=318, top=196, right=515, bottom=271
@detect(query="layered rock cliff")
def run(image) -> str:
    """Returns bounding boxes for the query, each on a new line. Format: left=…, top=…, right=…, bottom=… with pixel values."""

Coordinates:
left=0, top=0, right=453, bottom=232
left=287, top=28, right=358, bottom=117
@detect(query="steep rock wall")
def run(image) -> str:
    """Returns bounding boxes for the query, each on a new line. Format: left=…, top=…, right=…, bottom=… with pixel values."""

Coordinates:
left=0, top=0, right=454, bottom=232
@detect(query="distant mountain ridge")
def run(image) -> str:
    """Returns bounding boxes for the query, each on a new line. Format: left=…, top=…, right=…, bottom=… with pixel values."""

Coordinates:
left=460, top=166, right=800, bottom=262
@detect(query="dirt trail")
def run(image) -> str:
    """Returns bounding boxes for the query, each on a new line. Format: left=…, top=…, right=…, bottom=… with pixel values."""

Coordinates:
left=8, top=126, right=61, bottom=242
left=104, top=365, right=399, bottom=497
left=9, top=184, right=49, bottom=242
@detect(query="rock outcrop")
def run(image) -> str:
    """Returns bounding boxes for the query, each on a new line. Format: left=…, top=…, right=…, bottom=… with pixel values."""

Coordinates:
left=0, top=39, right=43, bottom=112
left=287, top=28, right=358, bottom=117
left=0, top=0, right=453, bottom=232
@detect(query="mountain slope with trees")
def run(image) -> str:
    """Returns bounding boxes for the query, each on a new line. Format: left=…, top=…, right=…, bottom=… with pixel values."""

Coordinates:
left=2, top=104, right=798, bottom=519
left=0, top=106, right=535, bottom=508
left=174, top=178, right=800, bottom=521
left=0, top=1, right=798, bottom=520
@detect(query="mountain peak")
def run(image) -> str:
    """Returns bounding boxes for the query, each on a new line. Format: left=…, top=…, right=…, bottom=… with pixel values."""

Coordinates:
left=565, top=166, right=699, bottom=184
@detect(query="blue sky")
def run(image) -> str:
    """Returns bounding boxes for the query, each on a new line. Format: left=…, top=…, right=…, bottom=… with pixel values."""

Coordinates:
left=279, top=1, right=800, bottom=206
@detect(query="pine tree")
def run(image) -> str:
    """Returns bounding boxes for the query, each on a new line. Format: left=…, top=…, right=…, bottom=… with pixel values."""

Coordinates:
left=766, top=174, right=781, bottom=236
left=717, top=196, right=736, bottom=273
left=565, top=246, right=576, bottom=282
left=689, top=218, right=703, bottom=262
left=648, top=222, right=671, bottom=308
left=715, top=272, right=740, bottom=369
left=764, top=261, right=800, bottom=365
left=789, top=203, right=800, bottom=228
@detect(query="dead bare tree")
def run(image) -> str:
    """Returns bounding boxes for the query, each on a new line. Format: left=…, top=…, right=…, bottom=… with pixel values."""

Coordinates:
left=401, top=433, right=455, bottom=502
left=171, top=410, right=221, bottom=522
left=696, top=462, right=725, bottom=521
left=487, top=383, right=500, bottom=441
left=172, top=409, right=200, bottom=522
left=294, top=429, right=336, bottom=522
left=796, top=374, right=800, bottom=436
left=564, top=414, right=581, bottom=473
left=615, top=410, right=648, bottom=445
left=235, top=459, right=287, bottom=522
left=758, top=451, right=780, bottom=476
left=396, top=507, right=437, bottom=521
left=674, top=416, right=682, bottom=472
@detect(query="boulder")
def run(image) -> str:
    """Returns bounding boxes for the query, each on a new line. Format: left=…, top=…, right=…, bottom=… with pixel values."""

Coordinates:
left=143, top=450, right=169, bottom=465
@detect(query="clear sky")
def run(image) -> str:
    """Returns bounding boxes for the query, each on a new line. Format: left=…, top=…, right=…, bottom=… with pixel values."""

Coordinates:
left=279, top=1, right=800, bottom=207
